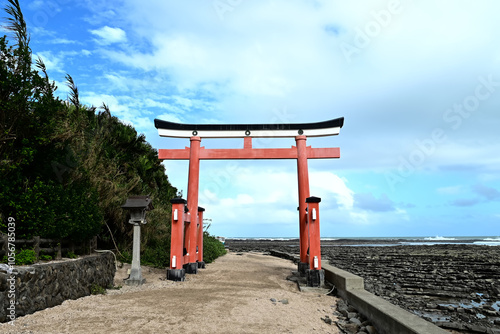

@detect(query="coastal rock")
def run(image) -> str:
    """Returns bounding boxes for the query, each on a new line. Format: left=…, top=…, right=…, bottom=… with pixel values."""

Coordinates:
left=333, top=299, right=380, bottom=334
left=365, top=325, right=377, bottom=334
left=343, top=322, right=359, bottom=333
left=322, top=315, right=332, bottom=324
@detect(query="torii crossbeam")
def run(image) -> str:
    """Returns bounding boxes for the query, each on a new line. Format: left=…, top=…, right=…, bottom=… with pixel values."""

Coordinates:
left=155, top=117, right=344, bottom=285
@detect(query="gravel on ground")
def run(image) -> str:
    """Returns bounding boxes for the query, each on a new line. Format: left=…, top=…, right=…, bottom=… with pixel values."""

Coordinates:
left=1, top=251, right=340, bottom=334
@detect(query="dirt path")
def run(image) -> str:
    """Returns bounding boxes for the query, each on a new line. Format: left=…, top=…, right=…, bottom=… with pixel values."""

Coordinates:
left=1, top=252, right=340, bottom=334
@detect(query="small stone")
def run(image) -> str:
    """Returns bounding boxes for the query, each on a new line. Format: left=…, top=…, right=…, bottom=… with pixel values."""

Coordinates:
left=426, top=303, right=438, bottom=309
left=366, top=325, right=377, bottom=334
left=347, top=306, right=357, bottom=312
left=280, top=299, right=289, bottom=305
left=482, top=304, right=495, bottom=311
left=270, top=298, right=276, bottom=302
left=344, top=323, right=360, bottom=333
left=347, top=312, right=358, bottom=319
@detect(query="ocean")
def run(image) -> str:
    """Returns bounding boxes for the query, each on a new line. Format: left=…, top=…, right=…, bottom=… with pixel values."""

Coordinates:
left=225, top=236, right=500, bottom=246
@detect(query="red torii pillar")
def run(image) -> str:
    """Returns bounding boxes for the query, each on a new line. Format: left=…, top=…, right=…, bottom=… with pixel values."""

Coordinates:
left=296, top=135, right=311, bottom=276
left=184, top=136, right=201, bottom=274
left=306, top=196, right=323, bottom=287
left=167, top=198, right=188, bottom=281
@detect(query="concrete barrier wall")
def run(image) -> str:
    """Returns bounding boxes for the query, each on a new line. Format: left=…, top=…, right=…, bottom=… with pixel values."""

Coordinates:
left=0, top=253, right=115, bottom=323
left=270, top=250, right=448, bottom=334
left=322, top=263, right=448, bottom=334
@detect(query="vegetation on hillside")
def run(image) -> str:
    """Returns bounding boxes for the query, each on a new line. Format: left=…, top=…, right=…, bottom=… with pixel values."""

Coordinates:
left=0, top=0, right=226, bottom=268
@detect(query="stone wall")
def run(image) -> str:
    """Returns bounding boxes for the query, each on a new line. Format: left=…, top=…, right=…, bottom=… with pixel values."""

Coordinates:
left=0, top=252, right=115, bottom=322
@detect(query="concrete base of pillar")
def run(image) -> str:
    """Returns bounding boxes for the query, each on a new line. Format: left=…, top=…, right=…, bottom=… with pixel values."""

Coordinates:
left=183, top=262, right=198, bottom=274
left=306, top=269, right=325, bottom=287
left=124, top=278, right=146, bottom=286
left=298, top=262, right=309, bottom=277
left=197, top=261, right=206, bottom=269
left=167, top=268, right=185, bottom=281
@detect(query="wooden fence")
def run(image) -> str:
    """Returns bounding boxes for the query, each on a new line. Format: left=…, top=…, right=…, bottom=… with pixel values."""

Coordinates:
left=0, top=235, right=97, bottom=260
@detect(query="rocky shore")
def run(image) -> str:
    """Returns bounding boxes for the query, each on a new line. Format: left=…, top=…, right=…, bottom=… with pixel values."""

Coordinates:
left=226, top=239, right=500, bottom=333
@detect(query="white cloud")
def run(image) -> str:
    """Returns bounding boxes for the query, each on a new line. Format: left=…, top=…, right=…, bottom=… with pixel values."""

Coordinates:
left=437, top=185, right=463, bottom=195
left=90, top=26, right=127, bottom=45
left=80, top=92, right=140, bottom=127
left=53, top=79, right=70, bottom=95
left=310, top=172, right=354, bottom=209
left=50, top=38, right=77, bottom=45
left=35, top=51, right=65, bottom=73
left=156, top=113, right=183, bottom=124
left=27, top=0, right=46, bottom=10
left=220, top=194, right=255, bottom=206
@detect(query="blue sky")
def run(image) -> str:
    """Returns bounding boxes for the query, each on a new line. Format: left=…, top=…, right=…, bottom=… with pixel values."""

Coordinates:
left=6, top=0, right=500, bottom=237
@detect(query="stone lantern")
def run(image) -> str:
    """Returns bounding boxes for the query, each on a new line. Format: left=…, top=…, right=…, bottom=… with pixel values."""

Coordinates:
left=121, top=195, right=153, bottom=286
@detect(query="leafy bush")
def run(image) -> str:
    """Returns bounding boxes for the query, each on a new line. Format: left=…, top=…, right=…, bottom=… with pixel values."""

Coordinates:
left=203, top=232, right=226, bottom=264
left=117, top=250, right=132, bottom=264
left=39, top=254, right=52, bottom=261
left=66, top=251, right=77, bottom=259
left=142, top=245, right=170, bottom=268
left=15, top=249, right=37, bottom=265
left=90, top=284, right=107, bottom=295
left=2, top=178, right=103, bottom=241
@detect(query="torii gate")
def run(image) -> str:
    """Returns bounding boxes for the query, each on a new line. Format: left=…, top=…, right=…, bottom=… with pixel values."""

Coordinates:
left=155, top=117, right=344, bottom=286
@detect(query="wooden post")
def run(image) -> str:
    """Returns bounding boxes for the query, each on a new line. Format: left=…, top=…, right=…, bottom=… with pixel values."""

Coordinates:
left=56, top=239, right=62, bottom=260
left=90, top=236, right=97, bottom=253
left=1, top=235, right=7, bottom=257
left=34, top=236, right=40, bottom=259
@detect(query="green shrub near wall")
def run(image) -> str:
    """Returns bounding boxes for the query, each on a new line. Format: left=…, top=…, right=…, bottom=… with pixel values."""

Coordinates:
left=1, top=249, right=37, bottom=265
left=203, top=232, right=226, bottom=264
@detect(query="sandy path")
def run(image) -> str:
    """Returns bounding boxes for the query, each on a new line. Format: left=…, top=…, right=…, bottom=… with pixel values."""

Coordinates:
left=1, top=252, right=340, bottom=334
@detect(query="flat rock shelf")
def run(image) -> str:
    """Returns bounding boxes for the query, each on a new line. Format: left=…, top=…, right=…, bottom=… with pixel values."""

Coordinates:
left=327, top=245, right=500, bottom=334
